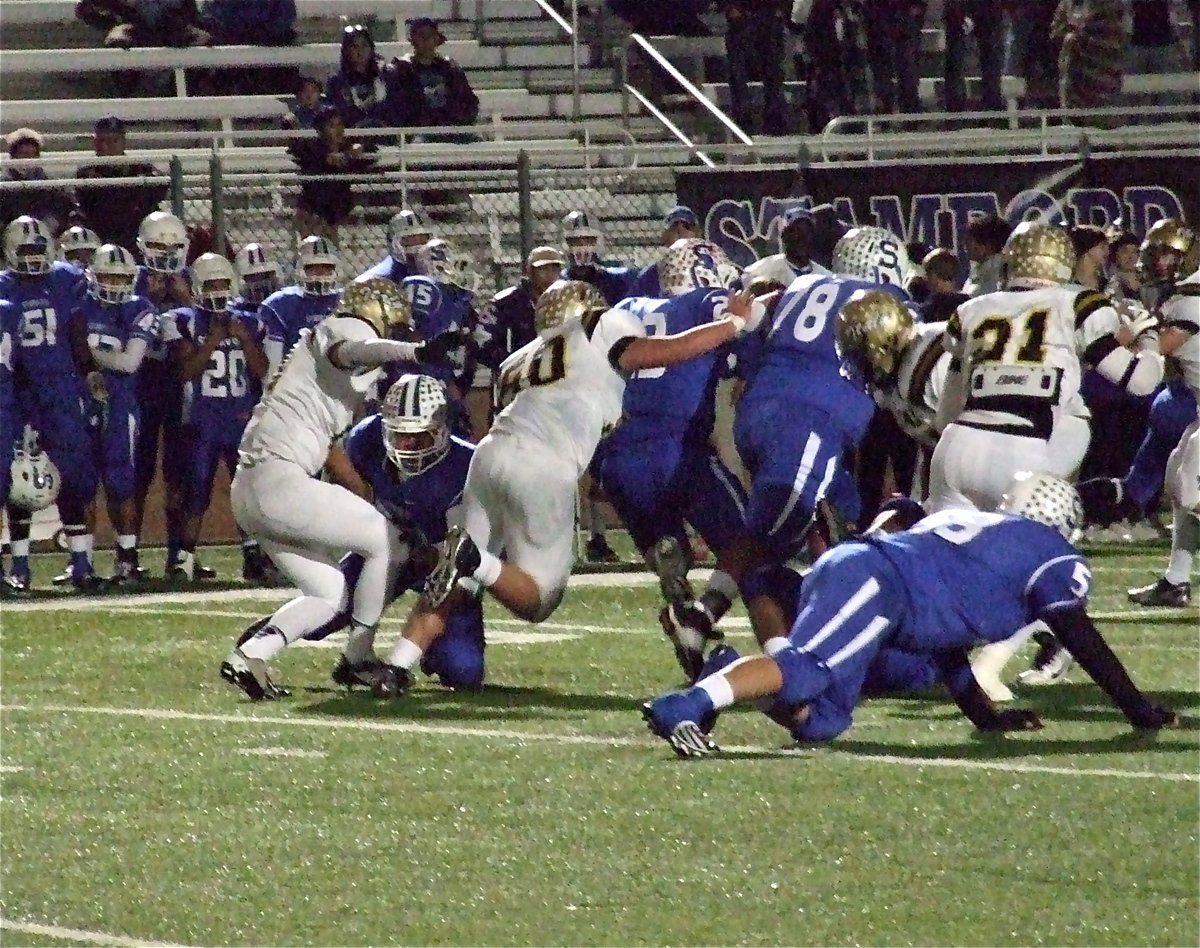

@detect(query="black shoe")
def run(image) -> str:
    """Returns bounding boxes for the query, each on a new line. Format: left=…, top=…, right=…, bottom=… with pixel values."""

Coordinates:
left=53, top=568, right=105, bottom=593
left=3, top=572, right=32, bottom=596
left=424, top=525, right=480, bottom=607
left=658, top=601, right=721, bottom=684
left=195, top=560, right=217, bottom=580
left=235, top=616, right=272, bottom=649
left=108, top=560, right=143, bottom=590
left=331, top=654, right=388, bottom=689
left=1127, top=577, right=1192, bottom=608
left=370, top=663, right=414, bottom=699
left=242, top=548, right=285, bottom=586
left=219, top=647, right=290, bottom=701
left=585, top=534, right=620, bottom=563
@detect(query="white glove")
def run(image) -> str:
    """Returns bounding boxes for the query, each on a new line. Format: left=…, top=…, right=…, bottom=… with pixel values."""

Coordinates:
left=1124, top=310, right=1160, bottom=339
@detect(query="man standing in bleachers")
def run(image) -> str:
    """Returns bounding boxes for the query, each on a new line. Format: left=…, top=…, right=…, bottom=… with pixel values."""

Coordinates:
left=73, top=118, right=168, bottom=253
left=713, top=0, right=791, bottom=135
left=1, top=129, right=73, bottom=239
left=392, top=17, right=480, bottom=137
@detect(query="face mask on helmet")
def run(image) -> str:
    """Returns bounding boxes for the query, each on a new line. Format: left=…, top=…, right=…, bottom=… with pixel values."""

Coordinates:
left=4, top=216, right=55, bottom=276
left=297, top=236, right=341, bottom=295
left=191, top=253, right=236, bottom=311
left=658, top=238, right=739, bottom=297
left=235, top=243, right=281, bottom=305
left=832, top=227, right=911, bottom=287
left=381, top=374, right=450, bottom=478
left=1138, top=218, right=1196, bottom=286
left=834, top=288, right=917, bottom=389
left=998, top=471, right=1084, bottom=543
left=388, top=209, right=434, bottom=263
left=561, top=211, right=603, bottom=267
left=9, top=446, right=61, bottom=513
left=60, top=226, right=101, bottom=267
left=87, top=244, right=138, bottom=305
left=136, top=212, right=189, bottom=273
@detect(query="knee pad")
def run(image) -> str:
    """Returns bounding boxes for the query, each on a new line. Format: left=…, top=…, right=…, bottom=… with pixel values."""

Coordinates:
left=773, top=645, right=832, bottom=708
left=789, top=697, right=852, bottom=743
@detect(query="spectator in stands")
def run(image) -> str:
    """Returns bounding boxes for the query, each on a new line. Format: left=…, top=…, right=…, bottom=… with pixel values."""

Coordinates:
left=283, top=76, right=328, bottom=131
left=73, top=117, right=168, bottom=252
left=1126, top=0, right=1184, bottom=106
left=75, top=0, right=210, bottom=48
left=943, top=0, right=1005, bottom=112
left=1, top=129, right=74, bottom=237
left=326, top=24, right=407, bottom=129
left=660, top=205, right=701, bottom=245
left=919, top=247, right=969, bottom=322
left=864, top=0, right=925, bottom=114
left=961, top=212, right=1012, bottom=296
left=606, top=0, right=711, bottom=35
left=713, top=0, right=791, bottom=135
left=793, top=0, right=870, bottom=131
left=290, top=105, right=377, bottom=242
left=1051, top=0, right=1125, bottom=125
left=1106, top=229, right=1142, bottom=302
left=393, top=18, right=481, bottom=133
left=1003, top=0, right=1059, bottom=108
left=201, top=0, right=296, bottom=45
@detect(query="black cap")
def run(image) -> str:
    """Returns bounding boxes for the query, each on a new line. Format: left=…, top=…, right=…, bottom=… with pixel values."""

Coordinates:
left=407, top=16, right=446, bottom=41
left=94, top=116, right=126, bottom=135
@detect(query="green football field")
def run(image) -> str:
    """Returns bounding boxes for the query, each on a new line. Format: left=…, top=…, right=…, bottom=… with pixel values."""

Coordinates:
left=1, top=540, right=1197, bottom=948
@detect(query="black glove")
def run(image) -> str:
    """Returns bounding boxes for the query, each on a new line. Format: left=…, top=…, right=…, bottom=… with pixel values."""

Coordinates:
left=979, top=708, right=1044, bottom=733
left=414, top=327, right=470, bottom=364
left=1127, top=703, right=1178, bottom=730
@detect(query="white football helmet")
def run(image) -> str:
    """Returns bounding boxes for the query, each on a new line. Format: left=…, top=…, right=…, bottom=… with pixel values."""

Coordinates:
left=9, top=445, right=61, bottom=512
left=832, top=226, right=911, bottom=287
left=235, top=242, right=281, bottom=305
left=561, top=210, right=603, bottom=267
left=60, top=226, right=101, bottom=266
left=296, top=235, right=341, bottom=296
left=388, top=209, right=435, bottom=263
left=136, top=211, right=189, bottom=273
left=658, top=238, right=739, bottom=297
left=87, top=244, right=139, bottom=305
left=191, top=253, right=236, bottom=311
left=381, top=374, right=450, bottom=478
left=3, top=216, right=55, bottom=275
left=414, top=238, right=480, bottom=293
left=999, top=471, right=1085, bottom=543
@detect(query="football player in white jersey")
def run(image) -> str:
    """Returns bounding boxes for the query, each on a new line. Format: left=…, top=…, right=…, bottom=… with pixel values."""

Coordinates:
left=930, top=222, right=1165, bottom=700
left=741, top=206, right=832, bottom=288
left=364, top=278, right=763, bottom=697
left=219, top=279, right=464, bottom=700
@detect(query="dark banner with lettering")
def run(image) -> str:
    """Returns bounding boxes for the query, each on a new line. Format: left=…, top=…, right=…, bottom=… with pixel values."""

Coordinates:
left=676, top=155, right=1199, bottom=270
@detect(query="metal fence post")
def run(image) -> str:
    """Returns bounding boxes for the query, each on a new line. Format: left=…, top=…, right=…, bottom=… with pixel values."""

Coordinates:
left=517, top=150, right=533, bottom=264
left=209, top=148, right=226, bottom=257
left=571, top=0, right=581, bottom=120
left=169, top=155, right=185, bottom=220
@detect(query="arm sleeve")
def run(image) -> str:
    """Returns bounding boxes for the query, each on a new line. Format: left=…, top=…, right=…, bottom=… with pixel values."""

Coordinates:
left=1046, top=606, right=1166, bottom=726
left=89, top=335, right=149, bottom=373
left=1091, top=343, right=1165, bottom=396
left=321, top=317, right=422, bottom=369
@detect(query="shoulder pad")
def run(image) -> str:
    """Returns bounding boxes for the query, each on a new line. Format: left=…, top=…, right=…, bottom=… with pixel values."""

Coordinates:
left=1072, top=289, right=1113, bottom=326
left=493, top=285, right=519, bottom=303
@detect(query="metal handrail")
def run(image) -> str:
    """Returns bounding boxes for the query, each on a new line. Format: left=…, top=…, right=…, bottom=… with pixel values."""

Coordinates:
left=622, top=85, right=715, bottom=169
left=622, top=33, right=752, bottom=147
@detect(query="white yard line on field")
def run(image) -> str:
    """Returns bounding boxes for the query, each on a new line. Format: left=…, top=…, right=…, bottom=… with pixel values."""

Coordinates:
left=0, top=918, right=185, bottom=948
left=2, top=703, right=1195, bottom=783
left=0, top=765, right=24, bottom=774
left=236, top=746, right=326, bottom=759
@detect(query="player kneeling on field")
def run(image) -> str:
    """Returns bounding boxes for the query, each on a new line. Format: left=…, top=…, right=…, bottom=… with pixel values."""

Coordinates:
left=641, top=472, right=1178, bottom=757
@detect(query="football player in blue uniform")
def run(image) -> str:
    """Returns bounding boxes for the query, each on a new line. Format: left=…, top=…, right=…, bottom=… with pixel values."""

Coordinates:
left=130, top=210, right=195, bottom=579
left=59, top=226, right=101, bottom=270
left=561, top=210, right=636, bottom=306
left=356, top=208, right=435, bottom=285
left=0, top=297, right=19, bottom=592
left=260, top=235, right=342, bottom=374
left=594, top=239, right=750, bottom=680
left=627, top=205, right=703, bottom=298
left=230, top=374, right=482, bottom=693
left=80, top=245, right=159, bottom=586
left=231, top=242, right=285, bottom=585
left=0, top=216, right=100, bottom=592
left=171, top=253, right=270, bottom=582
left=716, top=226, right=913, bottom=659
left=642, top=473, right=1178, bottom=757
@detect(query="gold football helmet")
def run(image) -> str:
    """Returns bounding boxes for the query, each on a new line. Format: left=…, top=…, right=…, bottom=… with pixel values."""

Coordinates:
left=1139, top=217, right=1197, bottom=283
left=835, top=289, right=917, bottom=389
left=533, top=279, right=607, bottom=335
left=1001, top=222, right=1076, bottom=288
left=336, top=278, right=412, bottom=338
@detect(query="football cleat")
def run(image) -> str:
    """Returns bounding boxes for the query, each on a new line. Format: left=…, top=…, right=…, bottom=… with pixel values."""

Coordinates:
left=4, top=571, right=32, bottom=596
left=107, top=559, right=143, bottom=590
left=585, top=534, right=620, bottom=564
left=53, top=567, right=105, bottom=593
left=646, top=535, right=693, bottom=604
left=195, top=559, right=217, bottom=580
left=641, top=692, right=719, bottom=758
left=1014, top=639, right=1074, bottom=687
left=1127, top=577, right=1192, bottom=608
left=424, top=525, right=480, bottom=607
left=370, top=663, right=414, bottom=699
left=242, top=547, right=285, bottom=586
left=697, top=643, right=742, bottom=680
left=219, top=647, right=289, bottom=701
left=659, top=600, right=722, bottom=684
left=330, top=654, right=387, bottom=689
